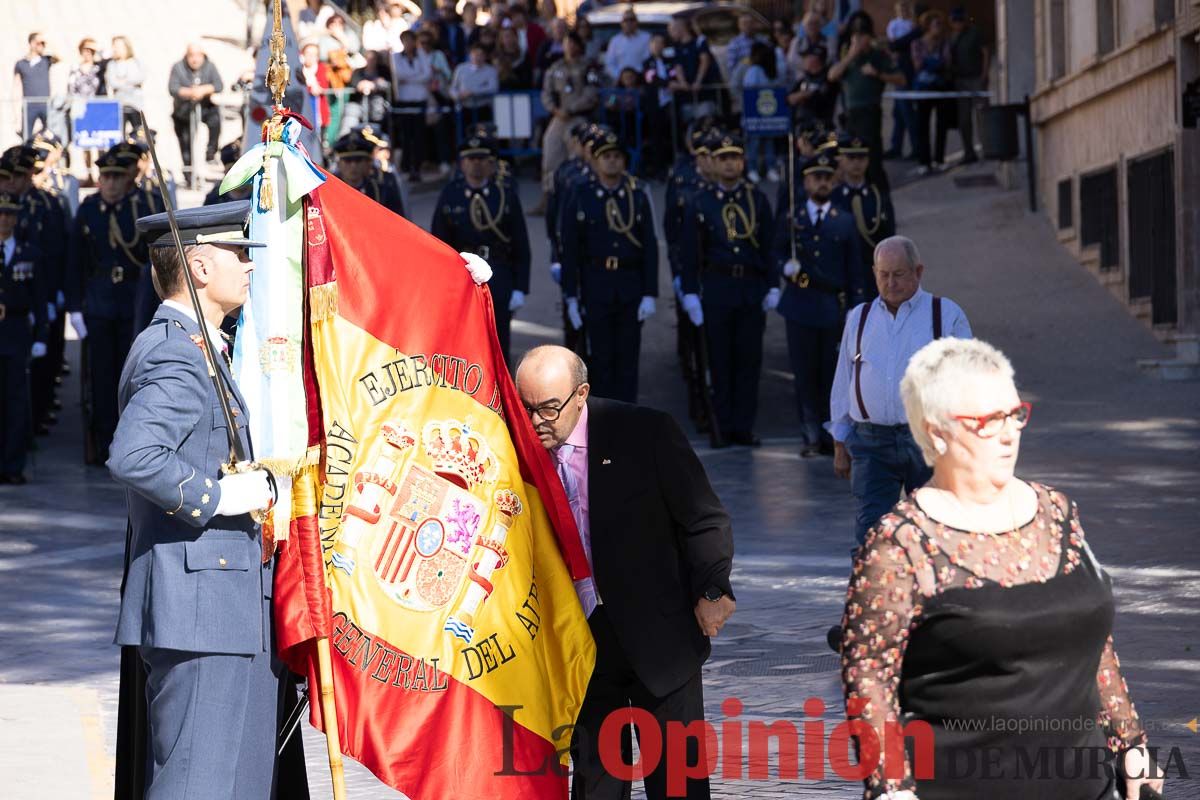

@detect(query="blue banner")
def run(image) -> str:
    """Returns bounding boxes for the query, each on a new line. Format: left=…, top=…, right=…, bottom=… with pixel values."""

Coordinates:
left=72, top=100, right=124, bottom=149
left=742, top=88, right=790, bottom=137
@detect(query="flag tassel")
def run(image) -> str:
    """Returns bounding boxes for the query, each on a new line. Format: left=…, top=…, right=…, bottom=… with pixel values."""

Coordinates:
left=317, top=636, right=346, bottom=799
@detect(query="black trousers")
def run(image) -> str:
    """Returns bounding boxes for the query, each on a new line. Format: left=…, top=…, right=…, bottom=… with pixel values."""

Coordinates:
left=571, top=608, right=710, bottom=800
left=30, top=315, right=63, bottom=424
left=584, top=297, right=641, bottom=403
left=785, top=321, right=839, bottom=445
left=915, top=99, right=951, bottom=167
left=84, top=314, right=135, bottom=463
left=173, top=105, right=221, bottom=167
left=701, top=300, right=764, bottom=437
left=393, top=102, right=426, bottom=177
left=845, top=104, right=890, bottom=192
left=0, top=351, right=31, bottom=474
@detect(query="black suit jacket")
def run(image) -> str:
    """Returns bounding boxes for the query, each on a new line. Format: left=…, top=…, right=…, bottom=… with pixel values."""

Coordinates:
left=584, top=398, right=734, bottom=697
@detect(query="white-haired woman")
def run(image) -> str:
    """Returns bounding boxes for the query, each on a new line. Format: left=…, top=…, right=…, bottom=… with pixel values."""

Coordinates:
left=840, top=338, right=1163, bottom=800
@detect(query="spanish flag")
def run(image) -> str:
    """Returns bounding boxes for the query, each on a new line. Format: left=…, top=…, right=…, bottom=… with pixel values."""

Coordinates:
left=276, top=173, right=595, bottom=798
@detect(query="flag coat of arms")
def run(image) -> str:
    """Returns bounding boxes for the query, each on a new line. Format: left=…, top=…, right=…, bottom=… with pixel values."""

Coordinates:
left=276, top=172, right=595, bottom=799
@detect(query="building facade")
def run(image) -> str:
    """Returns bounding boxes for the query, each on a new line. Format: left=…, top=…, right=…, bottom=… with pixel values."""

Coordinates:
left=997, top=0, right=1200, bottom=342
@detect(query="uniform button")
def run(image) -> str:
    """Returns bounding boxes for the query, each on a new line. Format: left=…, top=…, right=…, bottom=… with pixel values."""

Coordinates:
left=814, top=235, right=820, bottom=241
left=219, top=557, right=227, bottom=567
left=814, top=251, right=821, bottom=257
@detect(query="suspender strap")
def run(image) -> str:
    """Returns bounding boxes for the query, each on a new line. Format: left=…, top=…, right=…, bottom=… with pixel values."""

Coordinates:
left=853, top=302, right=871, bottom=421
left=933, top=296, right=943, bottom=339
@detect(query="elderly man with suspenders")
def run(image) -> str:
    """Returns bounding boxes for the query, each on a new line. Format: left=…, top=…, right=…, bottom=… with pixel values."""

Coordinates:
left=829, top=235, right=972, bottom=547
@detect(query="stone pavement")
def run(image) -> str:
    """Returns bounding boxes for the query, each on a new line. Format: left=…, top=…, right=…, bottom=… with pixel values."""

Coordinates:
left=1, top=161, right=1198, bottom=800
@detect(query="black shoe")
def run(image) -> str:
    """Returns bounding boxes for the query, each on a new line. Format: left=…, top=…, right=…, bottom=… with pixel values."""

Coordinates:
left=6, top=474, right=27, bottom=485
left=43, top=412, right=57, bottom=425
left=730, top=432, right=761, bottom=447
left=800, top=443, right=820, bottom=458
left=826, top=624, right=842, bottom=653
left=60, top=362, right=70, bottom=375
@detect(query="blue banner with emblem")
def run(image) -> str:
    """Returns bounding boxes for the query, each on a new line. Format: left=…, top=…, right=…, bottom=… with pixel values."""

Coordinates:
left=741, top=88, right=789, bottom=137
left=72, top=100, right=124, bottom=149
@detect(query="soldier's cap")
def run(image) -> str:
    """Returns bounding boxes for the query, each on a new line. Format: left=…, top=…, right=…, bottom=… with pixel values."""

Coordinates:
left=109, top=141, right=145, bottom=168
left=837, top=131, right=869, bottom=156
left=358, top=125, right=391, bottom=150
left=29, top=128, right=63, bottom=153
left=0, top=192, right=20, bottom=214
left=569, top=121, right=590, bottom=142
left=2, top=145, right=37, bottom=175
left=333, top=131, right=374, bottom=159
left=815, top=130, right=840, bottom=156
left=458, top=131, right=497, bottom=158
left=219, top=140, right=243, bottom=167
left=97, top=149, right=130, bottom=175
left=687, top=124, right=710, bottom=153
left=591, top=130, right=625, bottom=159
left=802, top=153, right=837, bottom=176
left=710, top=133, right=745, bottom=157
left=137, top=200, right=266, bottom=249
left=0, top=157, right=11, bottom=180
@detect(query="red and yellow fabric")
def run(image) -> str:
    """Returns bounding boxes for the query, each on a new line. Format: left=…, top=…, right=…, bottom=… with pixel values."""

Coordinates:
left=278, top=173, right=594, bottom=799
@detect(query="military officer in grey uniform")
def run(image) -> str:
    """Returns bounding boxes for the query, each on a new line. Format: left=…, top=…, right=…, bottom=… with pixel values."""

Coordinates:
left=537, top=32, right=599, bottom=214
left=833, top=132, right=894, bottom=302
left=771, top=152, right=863, bottom=457
left=108, top=200, right=281, bottom=799
left=431, top=130, right=531, bottom=365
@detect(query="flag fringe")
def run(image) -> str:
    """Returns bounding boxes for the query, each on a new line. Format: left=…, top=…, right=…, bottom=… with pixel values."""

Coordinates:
left=309, top=282, right=339, bottom=322
left=260, top=445, right=321, bottom=478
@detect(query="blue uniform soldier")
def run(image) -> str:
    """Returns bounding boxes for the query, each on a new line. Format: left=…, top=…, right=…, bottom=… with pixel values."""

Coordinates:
left=560, top=129, right=658, bottom=402
left=772, top=152, right=863, bottom=457
left=333, top=129, right=407, bottom=218
left=66, top=146, right=154, bottom=464
left=679, top=133, right=774, bottom=447
left=204, top=141, right=251, bottom=206
left=109, top=200, right=282, bottom=799
left=832, top=132, right=894, bottom=303
left=431, top=130, right=531, bottom=365
left=546, top=122, right=591, bottom=285
left=0, top=192, right=49, bottom=483
left=1, top=145, right=66, bottom=436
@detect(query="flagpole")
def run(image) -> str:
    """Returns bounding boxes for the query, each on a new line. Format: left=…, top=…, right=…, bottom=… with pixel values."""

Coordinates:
left=264, top=2, right=346, bottom=797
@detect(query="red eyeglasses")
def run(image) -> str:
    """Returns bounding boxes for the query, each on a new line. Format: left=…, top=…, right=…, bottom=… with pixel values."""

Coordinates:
left=952, top=402, right=1032, bottom=438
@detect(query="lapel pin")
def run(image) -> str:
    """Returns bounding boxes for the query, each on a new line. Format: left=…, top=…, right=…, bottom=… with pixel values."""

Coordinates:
left=601, top=458, right=612, bottom=465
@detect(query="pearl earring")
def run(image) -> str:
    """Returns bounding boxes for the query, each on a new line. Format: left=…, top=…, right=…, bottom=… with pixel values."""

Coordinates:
left=934, top=439, right=947, bottom=455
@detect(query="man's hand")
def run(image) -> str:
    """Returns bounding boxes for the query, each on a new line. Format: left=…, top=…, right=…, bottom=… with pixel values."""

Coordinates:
left=549, top=262, right=562, bottom=284
left=637, top=295, right=656, bottom=322
left=508, top=289, right=526, bottom=313
left=762, top=287, right=780, bottom=312
left=215, top=469, right=273, bottom=517
left=69, top=312, right=87, bottom=339
left=356, top=79, right=375, bottom=94
left=1122, top=745, right=1165, bottom=800
left=30, top=341, right=47, bottom=359
left=783, top=258, right=801, bottom=278
left=834, top=441, right=851, bottom=479
left=694, top=595, right=736, bottom=637
left=681, top=293, right=703, bottom=326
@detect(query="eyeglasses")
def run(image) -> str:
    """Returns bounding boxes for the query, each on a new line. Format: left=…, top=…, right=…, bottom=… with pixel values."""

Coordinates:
left=523, top=384, right=582, bottom=422
left=952, top=402, right=1033, bottom=438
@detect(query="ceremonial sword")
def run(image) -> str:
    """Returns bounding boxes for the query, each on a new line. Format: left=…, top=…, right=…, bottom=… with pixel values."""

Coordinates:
left=137, top=110, right=274, bottom=520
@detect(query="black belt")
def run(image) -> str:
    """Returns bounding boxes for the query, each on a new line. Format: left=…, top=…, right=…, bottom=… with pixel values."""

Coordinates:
left=90, top=264, right=134, bottom=284
left=789, top=270, right=843, bottom=293
left=590, top=255, right=641, bottom=272
left=470, top=244, right=511, bottom=263
left=703, top=262, right=762, bottom=279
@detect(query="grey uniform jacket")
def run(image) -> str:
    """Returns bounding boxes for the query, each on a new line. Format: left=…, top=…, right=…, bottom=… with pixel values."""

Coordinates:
left=108, top=303, right=272, bottom=656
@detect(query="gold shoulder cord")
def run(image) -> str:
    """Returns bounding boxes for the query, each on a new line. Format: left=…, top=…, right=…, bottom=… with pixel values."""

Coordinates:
left=851, top=185, right=883, bottom=248
left=604, top=176, right=641, bottom=247
left=469, top=183, right=511, bottom=243
left=721, top=187, right=758, bottom=249
left=108, top=192, right=145, bottom=264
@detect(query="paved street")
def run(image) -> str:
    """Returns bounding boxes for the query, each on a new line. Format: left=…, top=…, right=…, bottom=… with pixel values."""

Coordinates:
left=1, top=162, right=1198, bottom=799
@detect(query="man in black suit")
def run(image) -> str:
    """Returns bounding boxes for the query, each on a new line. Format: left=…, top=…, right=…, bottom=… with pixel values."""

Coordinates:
left=515, top=345, right=736, bottom=800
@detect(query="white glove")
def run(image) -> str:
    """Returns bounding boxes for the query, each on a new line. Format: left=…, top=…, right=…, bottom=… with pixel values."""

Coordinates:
left=56, top=290, right=65, bottom=308
left=69, top=312, right=88, bottom=339
left=30, top=341, right=47, bottom=359
left=215, top=469, right=273, bottom=517
left=508, top=289, right=525, bottom=313
left=783, top=258, right=801, bottom=278
left=637, top=296, right=656, bottom=322
left=762, top=287, right=781, bottom=312
left=46, top=302, right=57, bottom=323
left=459, top=251, right=492, bottom=285
left=681, top=293, right=704, bottom=327
left=672, top=275, right=683, bottom=301
left=549, top=262, right=562, bottom=284
left=566, top=297, right=584, bottom=331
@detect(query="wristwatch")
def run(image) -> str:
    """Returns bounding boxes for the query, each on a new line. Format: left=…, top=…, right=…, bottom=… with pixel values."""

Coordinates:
left=702, top=586, right=724, bottom=602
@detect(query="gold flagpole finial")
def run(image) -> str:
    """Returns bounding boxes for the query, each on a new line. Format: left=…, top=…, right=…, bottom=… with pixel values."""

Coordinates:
left=265, top=0, right=289, bottom=108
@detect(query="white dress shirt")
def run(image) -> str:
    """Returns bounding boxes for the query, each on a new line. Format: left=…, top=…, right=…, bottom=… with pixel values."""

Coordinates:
left=806, top=198, right=832, bottom=226
left=604, top=30, right=652, bottom=81
left=829, top=288, right=972, bottom=441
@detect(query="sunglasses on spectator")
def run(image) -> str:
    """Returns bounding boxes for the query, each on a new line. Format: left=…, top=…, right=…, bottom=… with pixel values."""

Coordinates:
left=952, top=402, right=1032, bottom=438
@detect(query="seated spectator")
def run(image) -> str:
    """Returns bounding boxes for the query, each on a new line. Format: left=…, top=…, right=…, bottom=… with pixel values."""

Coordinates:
left=495, top=27, right=532, bottom=90
left=604, top=8, right=652, bottom=83
left=168, top=43, right=224, bottom=169
left=450, top=42, right=499, bottom=124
